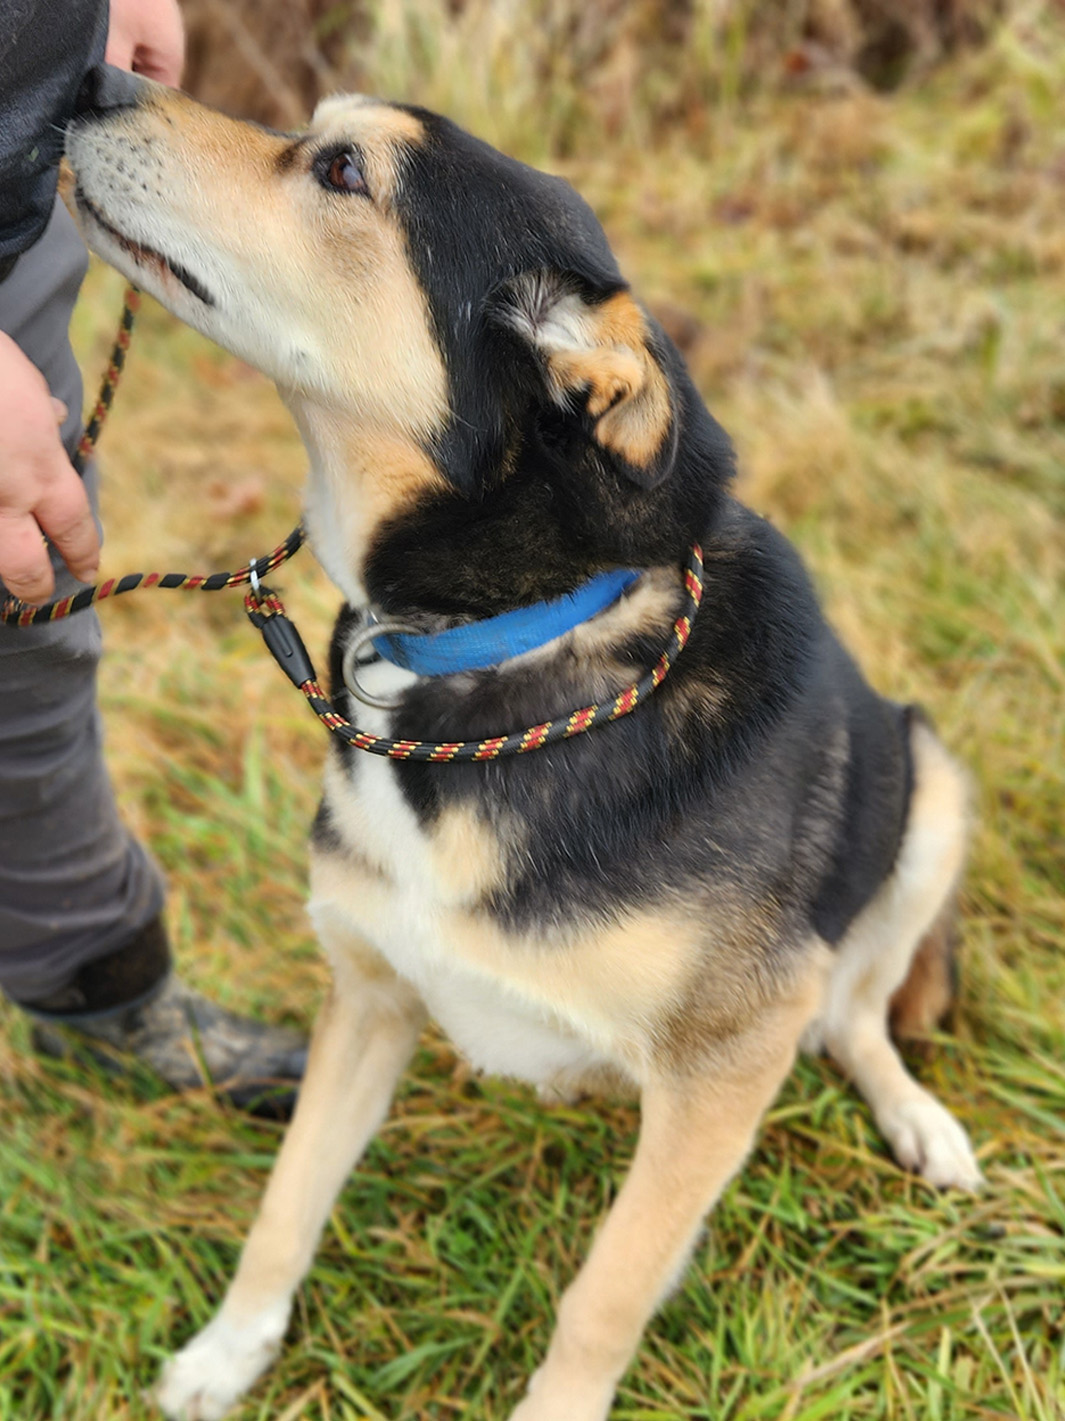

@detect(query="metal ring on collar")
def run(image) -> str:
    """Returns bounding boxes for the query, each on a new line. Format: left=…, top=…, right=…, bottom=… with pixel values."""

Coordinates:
left=341, top=619, right=420, bottom=710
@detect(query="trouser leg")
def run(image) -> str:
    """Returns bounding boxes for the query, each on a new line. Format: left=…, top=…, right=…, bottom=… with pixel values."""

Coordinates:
left=0, top=200, right=165, bottom=1004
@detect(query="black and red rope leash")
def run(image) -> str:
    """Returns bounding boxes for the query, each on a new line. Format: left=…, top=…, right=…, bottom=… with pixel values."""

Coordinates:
left=1, top=285, right=306, bottom=628
left=2, top=521, right=306, bottom=628
left=245, top=546, right=704, bottom=762
left=72, top=284, right=139, bottom=476
left=2, top=286, right=705, bottom=762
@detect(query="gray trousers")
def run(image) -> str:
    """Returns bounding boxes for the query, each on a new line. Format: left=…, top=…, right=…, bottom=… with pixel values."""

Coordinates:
left=0, top=201, right=164, bottom=1002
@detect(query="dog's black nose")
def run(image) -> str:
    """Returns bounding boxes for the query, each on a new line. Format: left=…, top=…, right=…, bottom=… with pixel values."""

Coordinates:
left=75, top=63, right=145, bottom=119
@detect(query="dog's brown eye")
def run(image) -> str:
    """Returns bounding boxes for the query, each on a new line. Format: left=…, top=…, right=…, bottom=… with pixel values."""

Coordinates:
left=323, top=152, right=367, bottom=195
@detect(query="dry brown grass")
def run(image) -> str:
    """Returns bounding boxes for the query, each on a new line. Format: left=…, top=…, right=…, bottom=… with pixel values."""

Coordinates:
left=180, top=0, right=1004, bottom=128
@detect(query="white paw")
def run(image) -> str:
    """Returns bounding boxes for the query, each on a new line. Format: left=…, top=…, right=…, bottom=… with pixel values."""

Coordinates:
left=506, top=1364, right=615, bottom=1421
left=155, top=1302, right=290, bottom=1420
left=879, top=1093, right=984, bottom=1192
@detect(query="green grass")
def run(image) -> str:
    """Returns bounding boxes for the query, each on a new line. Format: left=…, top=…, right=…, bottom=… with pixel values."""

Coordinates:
left=2, top=3, right=1064, bottom=1418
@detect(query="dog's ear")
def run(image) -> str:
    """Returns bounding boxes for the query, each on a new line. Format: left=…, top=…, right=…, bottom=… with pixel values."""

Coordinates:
left=492, top=270, right=677, bottom=489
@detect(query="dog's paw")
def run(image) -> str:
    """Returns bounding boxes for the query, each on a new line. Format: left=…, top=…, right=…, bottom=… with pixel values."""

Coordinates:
left=155, top=1303, right=289, bottom=1420
left=506, top=1364, right=615, bottom=1421
left=880, top=1093, right=984, bottom=1192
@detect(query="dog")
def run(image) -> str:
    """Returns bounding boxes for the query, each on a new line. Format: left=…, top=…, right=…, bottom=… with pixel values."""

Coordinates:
left=65, top=63, right=984, bottom=1421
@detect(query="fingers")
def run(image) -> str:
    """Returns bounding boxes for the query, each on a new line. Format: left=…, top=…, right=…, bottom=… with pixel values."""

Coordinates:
left=132, top=21, right=186, bottom=88
left=0, top=511, right=57, bottom=604
left=105, top=0, right=186, bottom=88
left=36, top=468, right=101, bottom=588
left=0, top=463, right=99, bottom=605
left=0, top=336, right=101, bottom=604
left=103, top=33, right=133, bottom=72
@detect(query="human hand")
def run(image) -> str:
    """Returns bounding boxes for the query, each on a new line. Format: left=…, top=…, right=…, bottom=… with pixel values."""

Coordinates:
left=0, top=333, right=99, bottom=603
left=105, top=0, right=186, bottom=86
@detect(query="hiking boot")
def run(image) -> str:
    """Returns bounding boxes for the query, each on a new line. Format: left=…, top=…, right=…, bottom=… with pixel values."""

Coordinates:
left=18, top=916, right=307, bottom=1115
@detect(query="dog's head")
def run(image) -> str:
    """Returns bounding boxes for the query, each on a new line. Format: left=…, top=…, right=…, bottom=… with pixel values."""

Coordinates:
left=67, top=69, right=733, bottom=607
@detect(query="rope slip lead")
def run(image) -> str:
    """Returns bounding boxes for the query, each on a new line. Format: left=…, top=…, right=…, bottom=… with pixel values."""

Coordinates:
left=72, top=285, right=140, bottom=476
left=243, top=545, right=705, bottom=763
left=0, top=283, right=305, bottom=628
left=2, top=282, right=706, bottom=761
left=0, top=523, right=306, bottom=627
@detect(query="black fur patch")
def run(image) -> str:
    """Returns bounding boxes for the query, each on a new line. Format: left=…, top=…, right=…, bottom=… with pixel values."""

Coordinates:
left=338, top=504, right=910, bottom=950
left=310, top=797, right=343, bottom=855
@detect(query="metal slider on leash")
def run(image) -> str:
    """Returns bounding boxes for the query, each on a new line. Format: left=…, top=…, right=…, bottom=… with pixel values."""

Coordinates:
left=243, top=563, right=316, bottom=690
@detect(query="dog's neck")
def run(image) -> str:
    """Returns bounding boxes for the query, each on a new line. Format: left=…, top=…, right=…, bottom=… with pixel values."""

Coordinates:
left=288, top=397, right=449, bottom=610
left=289, top=393, right=690, bottom=685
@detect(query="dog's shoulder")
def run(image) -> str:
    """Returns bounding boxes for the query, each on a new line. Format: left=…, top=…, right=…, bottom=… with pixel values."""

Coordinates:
left=674, top=499, right=916, bottom=947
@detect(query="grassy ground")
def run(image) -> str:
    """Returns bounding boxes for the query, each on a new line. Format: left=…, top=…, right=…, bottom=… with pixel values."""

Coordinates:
left=2, top=4, right=1064, bottom=1419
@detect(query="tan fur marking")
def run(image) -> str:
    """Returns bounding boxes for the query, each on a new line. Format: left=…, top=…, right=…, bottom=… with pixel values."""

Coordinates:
left=832, top=721, right=969, bottom=1015
left=295, top=414, right=448, bottom=597
left=543, top=291, right=672, bottom=469
left=308, top=95, right=426, bottom=209
left=318, top=751, right=812, bottom=1078
left=549, top=346, right=646, bottom=419
left=889, top=891, right=958, bottom=1040
left=594, top=357, right=671, bottom=469
left=658, top=921, right=833, bottom=1073
left=71, top=83, right=448, bottom=602
left=909, top=718, right=970, bottom=869
left=311, top=94, right=426, bottom=146
left=311, top=795, right=699, bottom=1071
left=427, top=803, right=512, bottom=904
left=213, top=904, right=424, bottom=1321
left=816, top=722, right=981, bottom=1190
left=309, top=843, right=396, bottom=938
left=318, top=761, right=395, bottom=880
left=435, top=907, right=703, bottom=1072
left=318, top=763, right=512, bottom=909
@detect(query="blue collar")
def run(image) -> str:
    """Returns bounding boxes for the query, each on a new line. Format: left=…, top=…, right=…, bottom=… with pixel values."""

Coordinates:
left=370, top=568, right=642, bottom=677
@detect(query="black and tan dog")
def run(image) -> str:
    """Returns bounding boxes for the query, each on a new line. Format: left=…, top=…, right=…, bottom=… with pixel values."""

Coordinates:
left=66, top=65, right=983, bottom=1421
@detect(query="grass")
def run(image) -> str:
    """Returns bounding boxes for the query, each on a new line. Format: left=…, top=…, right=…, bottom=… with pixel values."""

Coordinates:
left=2, top=2, right=1064, bottom=1418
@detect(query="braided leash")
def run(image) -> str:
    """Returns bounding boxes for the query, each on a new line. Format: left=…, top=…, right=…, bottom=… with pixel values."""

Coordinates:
left=3, top=284, right=705, bottom=760
left=243, top=545, right=704, bottom=762
left=0, top=285, right=305, bottom=627
left=2, top=523, right=305, bottom=627
left=72, top=284, right=140, bottom=475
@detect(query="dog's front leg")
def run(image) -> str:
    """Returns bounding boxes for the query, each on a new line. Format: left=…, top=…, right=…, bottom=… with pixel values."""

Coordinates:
left=156, top=954, right=426, bottom=1421
left=509, top=973, right=823, bottom=1421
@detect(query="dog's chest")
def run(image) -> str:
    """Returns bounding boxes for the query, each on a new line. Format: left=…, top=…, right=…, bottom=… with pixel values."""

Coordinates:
left=316, top=674, right=621, bottom=1088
